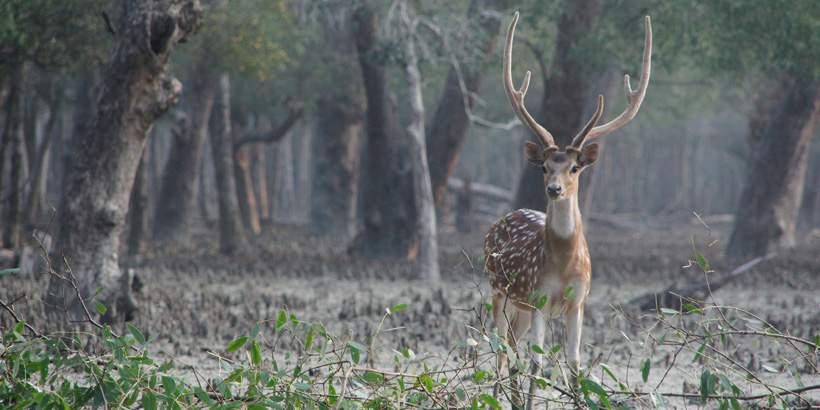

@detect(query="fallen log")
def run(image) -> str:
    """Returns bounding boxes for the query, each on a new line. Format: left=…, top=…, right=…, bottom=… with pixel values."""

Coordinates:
left=448, top=178, right=513, bottom=203
left=630, top=252, right=778, bottom=311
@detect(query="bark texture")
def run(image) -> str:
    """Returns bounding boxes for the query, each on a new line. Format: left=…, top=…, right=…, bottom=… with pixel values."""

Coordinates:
left=425, top=0, right=504, bottom=209
left=209, top=73, right=247, bottom=254
left=402, top=12, right=439, bottom=281
left=352, top=3, right=416, bottom=259
left=310, top=91, right=363, bottom=237
left=1, top=63, right=28, bottom=249
left=726, top=80, right=820, bottom=259
left=153, top=64, right=218, bottom=244
left=47, top=0, right=202, bottom=323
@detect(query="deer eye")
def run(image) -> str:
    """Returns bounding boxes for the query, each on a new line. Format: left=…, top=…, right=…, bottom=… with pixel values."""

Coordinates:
left=571, top=165, right=580, bottom=174
left=541, top=165, right=547, bottom=174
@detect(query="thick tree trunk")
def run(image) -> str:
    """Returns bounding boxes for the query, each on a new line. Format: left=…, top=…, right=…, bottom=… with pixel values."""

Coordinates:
left=127, top=149, right=150, bottom=256
left=46, top=0, right=202, bottom=323
left=425, top=0, right=504, bottom=209
left=352, top=3, right=417, bottom=260
left=1, top=63, right=28, bottom=249
left=514, top=0, right=602, bottom=210
left=310, top=92, right=363, bottom=237
left=726, top=80, right=820, bottom=259
left=153, top=64, right=218, bottom=244
left=26, top=75, right=62, bottom=224
left=402, top=17, right=439, bottom=281
left=209, top=73, right=247, bottom=254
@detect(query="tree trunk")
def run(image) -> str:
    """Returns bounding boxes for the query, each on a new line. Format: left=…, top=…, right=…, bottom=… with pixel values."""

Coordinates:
left=153, top=64, right=218, bottom=244
left=310, top=92, right=363, bottom=237
left=251, top=144, right=269, bottom=221
left=1, top=63, right=28, bottom=249
left=127, top=148, right=150, bottom=256
left=46, top=0, right=202, bottom=323
left=726, top=80, right=820, bottom=259
left=425, top=0, right=504, bottom=209
left=514, top=0, right=602, bottom=210
left=26, top=74, right=62, bottom=225
left=209, top=73, right=247, bottom=254
left=234, top=144, right=262, bottom=234
left=352, top=3, right=417, bottom=260
left=402, top=11, right=439, bottom=281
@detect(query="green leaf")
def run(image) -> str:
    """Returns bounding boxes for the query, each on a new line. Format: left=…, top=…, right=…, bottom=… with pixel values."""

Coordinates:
left=349, top=345, right=360, bottom=364
left=640, top=358, right=651, bottom=383
left=482, top=303, right=494, bottom=311
left=693, top=342, right=706, bottom=363
left=683, top=304, right=704, bottom=315
left=305, top=329, right=314, bottom=351
left=251, top=340, right=262, bottom=365
left=293, top=382, right=311, bottom=391
left=696, top=252, right=709, bottom=271
left=580, top=379, right=612, bottom=410
left=473, top=370, right=487, bottom=383
left=660, top=308, right=679, bottom=316
left=481, top=393, right=501, bottom=410
left=126, top=323, right=145, bottom=345
left=550, top=344, right=562, bottom=354
left=600, top=364, right=619, bottom=383
left=94, top=300, right=107, bottom=315
left=537, top=295, right=548, bottom=309
left=455, top=387, right=467, bottom=401
left=700, top=369, right=711, bottom=404
left=390, top=303, right=408, bottom=313
left=142, top=391, right=157, bottom=410
left=564, top=286, right=576, bottom=300
left=275, top=310, right=287, bottom=331
left=531, top=345, right=545, bottom=354
left=0, top=268, right=20, bottom=276
left=194, top=387, right=214, bottom=405
left=362, top=372, right=383, bottom=384
left=162, top=375, right=177, bottom=395
left=227, top=337, right=248, bottom=352
left=250, top=323, right=261, bottom=341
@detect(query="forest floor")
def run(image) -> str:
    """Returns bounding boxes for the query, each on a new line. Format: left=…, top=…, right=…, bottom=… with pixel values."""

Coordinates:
left=4, top=213, right=820, bottom=408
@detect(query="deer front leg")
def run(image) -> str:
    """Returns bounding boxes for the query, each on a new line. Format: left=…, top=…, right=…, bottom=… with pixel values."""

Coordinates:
left=526, top=312, right=547, bottom=410
left=564, top=304, right=584, bottom=388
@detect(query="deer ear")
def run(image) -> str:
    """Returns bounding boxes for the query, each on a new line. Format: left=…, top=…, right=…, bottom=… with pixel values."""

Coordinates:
left=577, top=143, right=599, bottom=167
left=524, top=141, right=546, bottom=166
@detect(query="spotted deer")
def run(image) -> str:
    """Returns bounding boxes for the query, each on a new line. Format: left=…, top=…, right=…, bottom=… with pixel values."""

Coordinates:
left=484, top=12, right=651, bottom=389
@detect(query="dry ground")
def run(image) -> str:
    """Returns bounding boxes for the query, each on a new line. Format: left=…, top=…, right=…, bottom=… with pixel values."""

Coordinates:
left=3, top=214, right=820, bottom=408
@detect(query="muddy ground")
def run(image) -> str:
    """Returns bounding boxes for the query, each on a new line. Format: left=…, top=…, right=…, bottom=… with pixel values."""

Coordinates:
left=3, top=213, right=820, bottom=408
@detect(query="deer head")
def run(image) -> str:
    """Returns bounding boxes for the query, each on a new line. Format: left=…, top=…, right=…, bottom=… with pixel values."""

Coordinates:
left=504, top=12, right=652, bottom=201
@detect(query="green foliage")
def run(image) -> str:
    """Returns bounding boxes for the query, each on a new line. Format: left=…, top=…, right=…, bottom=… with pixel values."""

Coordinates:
left=183, top=0, right=299, bottom=81
left=655, top=0, right=820, bottom=80
left=2, top=230, right=819, bottom=409
left=0, top=0, right=110, bottom=76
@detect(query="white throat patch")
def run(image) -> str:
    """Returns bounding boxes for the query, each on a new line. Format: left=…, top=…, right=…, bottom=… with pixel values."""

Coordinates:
left=548, top=197, right=576, bottom=239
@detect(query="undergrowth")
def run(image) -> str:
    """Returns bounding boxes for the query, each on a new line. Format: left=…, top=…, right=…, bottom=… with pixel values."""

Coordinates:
left=1, top=227, right=819, bottom=409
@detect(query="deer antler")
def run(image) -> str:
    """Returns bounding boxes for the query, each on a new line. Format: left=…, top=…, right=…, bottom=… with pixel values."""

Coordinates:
left=504, top=12, right=556, bottom=150
left=569, top=16, right=652, bottom=150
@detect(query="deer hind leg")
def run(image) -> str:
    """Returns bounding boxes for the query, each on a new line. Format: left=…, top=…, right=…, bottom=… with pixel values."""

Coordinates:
left=564, top=304, right=584, bottom=388
left=492, top=294, right=532, bottom=400
left=524, top=312, right=547, bottom=410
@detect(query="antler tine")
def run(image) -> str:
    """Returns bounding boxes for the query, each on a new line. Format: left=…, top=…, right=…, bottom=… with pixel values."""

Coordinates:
left=568, top=95, right=604, bottom=152
left=504, top=12, right=556, bottom=149
left=583, top=15, right=652, bottom=142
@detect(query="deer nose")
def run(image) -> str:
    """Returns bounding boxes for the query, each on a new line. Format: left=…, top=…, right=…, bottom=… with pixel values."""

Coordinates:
left=547, top=184, right=562, bottom=197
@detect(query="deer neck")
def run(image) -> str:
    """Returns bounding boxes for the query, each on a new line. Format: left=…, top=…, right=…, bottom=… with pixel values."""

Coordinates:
left=545, top=195, right=582, bottom=241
